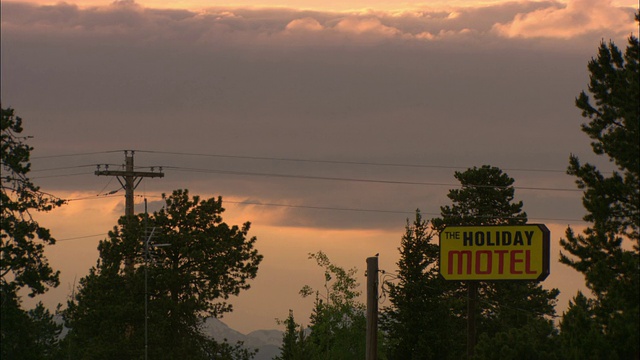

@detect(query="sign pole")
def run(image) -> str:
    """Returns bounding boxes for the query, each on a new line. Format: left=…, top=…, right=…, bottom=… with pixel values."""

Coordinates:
left=467, top=281, right=477, bottom=359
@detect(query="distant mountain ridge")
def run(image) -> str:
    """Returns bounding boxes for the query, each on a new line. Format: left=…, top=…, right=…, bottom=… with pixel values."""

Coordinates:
left=54, top=316, right=282, bottom=360
left=202, top=318, right=282, bottom=360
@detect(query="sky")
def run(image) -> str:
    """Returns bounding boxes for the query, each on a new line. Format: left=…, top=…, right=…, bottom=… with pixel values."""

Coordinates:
left=1, top=0, right=637, bottom=334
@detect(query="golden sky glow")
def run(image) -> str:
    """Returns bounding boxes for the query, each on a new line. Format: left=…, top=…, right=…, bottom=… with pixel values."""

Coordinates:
left=28, top=192, right=589, bottom=333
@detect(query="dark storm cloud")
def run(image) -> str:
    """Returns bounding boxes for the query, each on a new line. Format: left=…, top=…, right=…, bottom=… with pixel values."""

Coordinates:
left=1, top=0, right=635, bottom=229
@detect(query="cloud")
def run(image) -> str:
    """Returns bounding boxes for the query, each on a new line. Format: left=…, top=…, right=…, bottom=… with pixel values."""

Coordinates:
left=285, top=17, right=324, bottom=31
left=1, top=0, right=626, bottom=232
left=334, top=17, right=402, bottom=37
left=2, top=0, right=634, bottom=46
left=493, top=0, right=637, bottom=38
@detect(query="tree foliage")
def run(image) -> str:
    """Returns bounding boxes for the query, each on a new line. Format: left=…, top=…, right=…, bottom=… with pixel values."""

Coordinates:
left=381, top=211, right=463, bottom=359
left=295, top=251, right=367, bottom=360
left=557, top=292, right=608, bottom=360
left=64, top=189, right=262, bottom=359
left=431, top=166, right=559, bottom=357
left=559, top=24, right=639, bottom=358
left=1, top=107, right=65, bottom=359
left=474, top=318, right=558, bottom=360
left=431, top=165, right=527, bottom=230
left=275, top=310, right=310, bottom=360
left=1, top=107, right=64, bottom=297
left=1, top=290, right=63, bottom=360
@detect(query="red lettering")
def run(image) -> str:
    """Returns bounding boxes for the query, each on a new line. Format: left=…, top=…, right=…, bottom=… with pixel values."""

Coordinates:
left=475, top=250, right=492, bottom=274
left=448, top=251, right=472, bottom=274
left=525, top=250, right=536, bottom=274
left=447, top=249, right=538, bottom=277
left=510, top=250, right=523, bottom=274
left=495, top=250, right=508, bottom=274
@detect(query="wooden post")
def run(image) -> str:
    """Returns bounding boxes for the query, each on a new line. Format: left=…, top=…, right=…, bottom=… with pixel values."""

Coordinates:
left=95, top=150, right=164, bottom=271
left=467, top=281, right=478, bottom=359
left=366, top=256, right=378, bottom=360
left=95, top=150, right=164, bottom=217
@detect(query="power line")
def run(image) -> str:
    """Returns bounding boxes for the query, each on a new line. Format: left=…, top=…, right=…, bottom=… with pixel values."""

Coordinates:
left=24, top=150, right=586, bottom=221
left=28, top=163, right=579, bottom=192
left=29, top=164, right=120, bottom=173
left=25, top=150, right=578, bottom=192
left=224, top=200, right=415, bottom=215
left=163, top=166, right=581, bottom=192
left=29, top=149, right=567, bottom=173
left=225, top=200, right=586, bottom=223
left=56, top=233, right=108, bottom=242
left=65, top=192, right=587, bottom=223
left=31, top=172, right=94, bottom=179
left=94, top=151, right=164, bottom=218
left=54, top=206, right=586, bottom=244
left=66, top=193, right=121, bottom=201
left=137, top=150, right=567, bottom=173
left=96, top=175, right=118, bottom=197
left=31, top=150, right=123, bottom=160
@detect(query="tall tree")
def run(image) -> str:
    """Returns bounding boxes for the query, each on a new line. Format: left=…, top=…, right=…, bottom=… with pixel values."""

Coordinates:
left=381, top=211, right=464, bottom=360
left=64, top=189, right=262, bottom=359
left=1, top=290, right=63, bottom=360
left=559, top=21, right=639, bottom=358
left=299, top=251, right=367, bottom=360
left=431, top=165, right=527, bottom=229
left=432, top=165, right=559, bottom=358
left=1, top=107, right=64, bottom=297
left=275, top=310, right=310, bottom=360
left=556, top=292, right=608, bottom=360
left=1, top=107, right=65, bottom=359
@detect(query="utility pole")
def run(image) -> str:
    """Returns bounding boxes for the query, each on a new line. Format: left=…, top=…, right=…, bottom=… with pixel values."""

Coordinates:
left=95, top=150, right=164, bottom=271
left=366, top=255, right=379, bottom=360
left=95, top=150, right=164, bottom=218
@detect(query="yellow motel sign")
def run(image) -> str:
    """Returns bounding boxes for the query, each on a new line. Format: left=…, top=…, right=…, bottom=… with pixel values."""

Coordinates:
left=439, top=224, right=550, bottom=281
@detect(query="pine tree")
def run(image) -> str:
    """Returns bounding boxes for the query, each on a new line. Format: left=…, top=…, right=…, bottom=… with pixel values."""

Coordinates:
left=432, top=165, right=559, bottom=357
left=64, top=189, right=262, bottom=359
left=275, top=310, right=309, bottom=360
left=1, top=107, right=65, bottom=359
left=1, top=291, right=63, bottom=359
left=1, top=107, right=64, bottom=297
left=431, top=165, right=527, bottom=229
left=557, top=292, right=608, bottom=360
left=559, top=17, right=639, bottom=358
left=381, top=211, right=464, bottom=359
